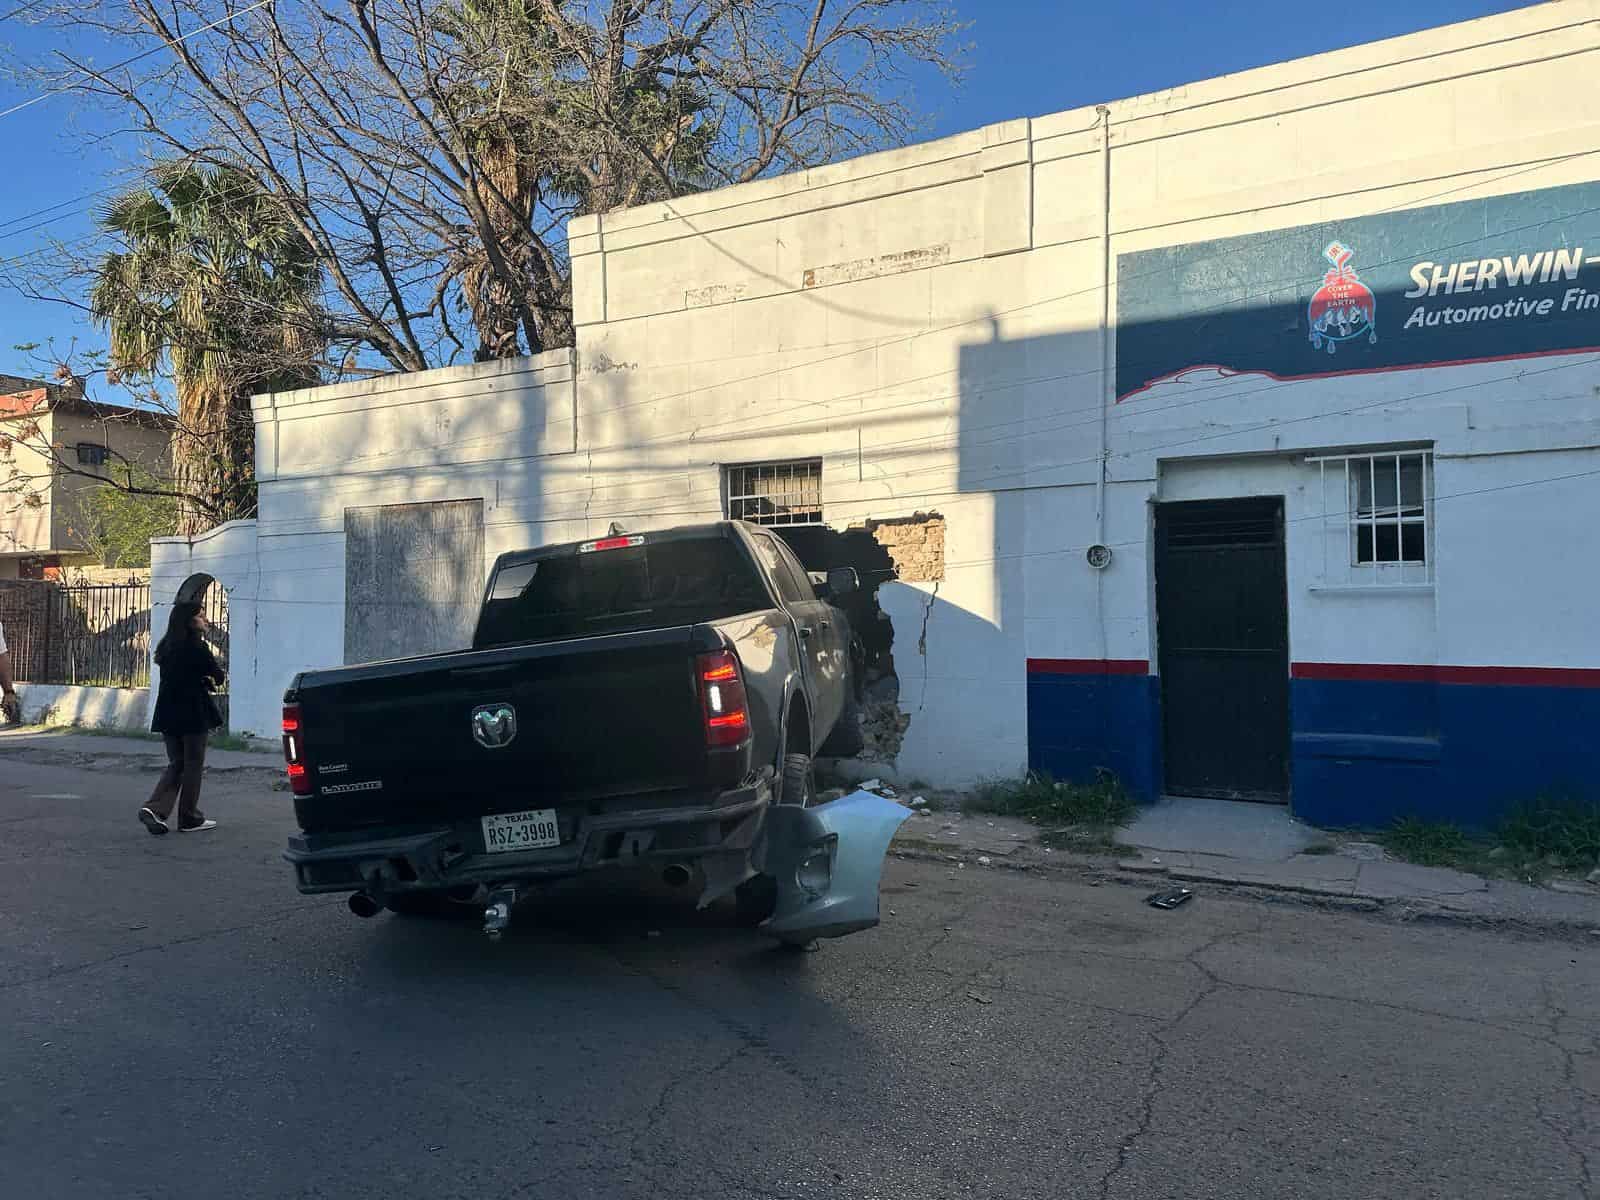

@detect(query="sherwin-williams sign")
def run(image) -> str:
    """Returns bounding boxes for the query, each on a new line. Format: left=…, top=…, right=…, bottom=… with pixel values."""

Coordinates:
left=1115, top=179, right=1600, bottom=401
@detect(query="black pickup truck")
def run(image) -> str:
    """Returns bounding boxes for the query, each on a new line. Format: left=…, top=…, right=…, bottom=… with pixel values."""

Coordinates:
left=281, top=521, right=908, bottom=943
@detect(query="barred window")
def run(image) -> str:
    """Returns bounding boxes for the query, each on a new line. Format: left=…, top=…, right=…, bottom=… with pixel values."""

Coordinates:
left=1310, top=449, right=1433, bottom=587
left=725, top=460, right=822, bottom=527
left=1351, top=452, right=1428, bottom=565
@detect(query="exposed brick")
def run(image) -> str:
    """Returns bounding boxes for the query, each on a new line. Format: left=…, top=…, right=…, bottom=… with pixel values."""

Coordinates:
left=867, top=512, right=945, bottom=582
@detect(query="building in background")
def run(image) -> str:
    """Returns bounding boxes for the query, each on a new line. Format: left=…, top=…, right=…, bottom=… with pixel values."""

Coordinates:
left=1, top=376, right=173, bottom=580
left=157, top=3, right=1600, bottom=828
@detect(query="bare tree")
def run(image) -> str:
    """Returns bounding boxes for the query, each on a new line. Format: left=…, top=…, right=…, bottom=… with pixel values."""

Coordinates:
left=18, top=0, right=965, bottom=368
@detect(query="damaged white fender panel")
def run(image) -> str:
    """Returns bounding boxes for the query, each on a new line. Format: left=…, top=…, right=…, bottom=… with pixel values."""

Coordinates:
left=762, top=790, right=911, bottom=943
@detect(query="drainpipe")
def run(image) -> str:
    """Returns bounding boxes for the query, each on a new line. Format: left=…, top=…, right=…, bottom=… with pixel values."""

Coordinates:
left=1094, top=104, right=1112, bottom=661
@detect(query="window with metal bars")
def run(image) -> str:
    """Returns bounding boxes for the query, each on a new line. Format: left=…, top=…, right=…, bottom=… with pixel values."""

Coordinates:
left=724, top=460, right=823, bottom=527
left=1309, top=450, right=1433, bottom=586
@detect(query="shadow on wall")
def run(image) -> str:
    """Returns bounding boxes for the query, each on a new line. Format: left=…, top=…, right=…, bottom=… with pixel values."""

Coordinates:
left=939, top=200, right=1600, bottom=824
left=953, top=320, right=1144, bottom=796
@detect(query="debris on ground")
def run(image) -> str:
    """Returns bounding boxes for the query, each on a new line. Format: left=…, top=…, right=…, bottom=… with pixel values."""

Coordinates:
left=967, top=991, right=994, bottom=1005
left=1147, top=887, right=1194, bottom=910
left=977, top=856, right=991, bottom=866
left=1340, top=841, right=1387, bottom=862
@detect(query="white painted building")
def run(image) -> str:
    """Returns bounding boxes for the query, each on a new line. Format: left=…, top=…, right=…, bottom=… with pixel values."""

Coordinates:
left=156, top=3, right=1600, bottom=827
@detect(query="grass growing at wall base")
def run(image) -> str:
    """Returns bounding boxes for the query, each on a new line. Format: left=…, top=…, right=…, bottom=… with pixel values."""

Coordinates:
left=1380, top=797, right=1600, bottom=879
left=965, top=769, right=1135, bottom=851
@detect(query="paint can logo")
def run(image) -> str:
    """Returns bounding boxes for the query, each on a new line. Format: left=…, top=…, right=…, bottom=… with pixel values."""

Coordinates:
left=1308, top=241, right=1378, bottom=354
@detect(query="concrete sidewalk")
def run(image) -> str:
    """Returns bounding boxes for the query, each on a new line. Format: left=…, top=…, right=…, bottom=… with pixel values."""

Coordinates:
left=0, top=726, right=282, bottom=772
left=888, top=793, right=1600, bottom=933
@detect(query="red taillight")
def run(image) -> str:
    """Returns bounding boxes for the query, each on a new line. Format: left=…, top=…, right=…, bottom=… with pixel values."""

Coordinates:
left=698, top=650, right=751, bottom=749
left=282, top=704, right=312, bottom=796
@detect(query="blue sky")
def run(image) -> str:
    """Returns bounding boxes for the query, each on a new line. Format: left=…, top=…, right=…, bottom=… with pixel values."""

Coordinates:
left=0, top=0, right=1535, bottom=384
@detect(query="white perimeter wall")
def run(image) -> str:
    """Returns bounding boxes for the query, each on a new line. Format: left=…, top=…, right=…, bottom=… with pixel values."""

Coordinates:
left=154, top=2, right=1600, bottom=780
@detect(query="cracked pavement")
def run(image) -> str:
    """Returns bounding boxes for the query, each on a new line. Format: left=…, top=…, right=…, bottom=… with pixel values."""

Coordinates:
left=2, top=754, right=1597, bottom=1199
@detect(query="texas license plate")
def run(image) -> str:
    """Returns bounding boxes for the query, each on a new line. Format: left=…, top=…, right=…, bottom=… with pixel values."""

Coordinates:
left=481, top=809, right=561, bottom=854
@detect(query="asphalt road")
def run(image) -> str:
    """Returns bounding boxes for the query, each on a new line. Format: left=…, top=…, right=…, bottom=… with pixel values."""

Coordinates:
left=2, top=752, right=1596, bottom=1200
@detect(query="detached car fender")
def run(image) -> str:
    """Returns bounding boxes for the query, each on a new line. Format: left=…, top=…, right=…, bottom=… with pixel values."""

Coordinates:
left=762, top=790, right=911, bottom=943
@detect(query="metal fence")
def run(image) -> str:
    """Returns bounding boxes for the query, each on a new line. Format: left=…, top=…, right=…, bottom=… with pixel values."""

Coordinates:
left=0, top=581, right=228, bottom=690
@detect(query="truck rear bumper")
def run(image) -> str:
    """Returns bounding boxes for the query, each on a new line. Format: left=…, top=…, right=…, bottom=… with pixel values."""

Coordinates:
left=285, top=782, right=769, bottom=901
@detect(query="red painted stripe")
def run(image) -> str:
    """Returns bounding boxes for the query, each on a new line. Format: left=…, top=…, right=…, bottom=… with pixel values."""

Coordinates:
left=1437, top=665, right=1600, bottom=688
left=1116, top=345, right=1600, bottom=403
left=1292, top=662, right=1600, bottom=688
left=1291, top=662, right=1437, bottom=683
left=1027, top=658, right=1150, bottom=677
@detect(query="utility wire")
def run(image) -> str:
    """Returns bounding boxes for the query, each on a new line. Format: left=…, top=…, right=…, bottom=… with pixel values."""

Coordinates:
left=118, top=350, right=1600, bottom=579
left=197, top=461, right=1600, bottom=604
left=0, top=0, right=274, bottom=120
left=0, top=0, right=50, bottom=22
left=232, top=142, right=1600, bottom=489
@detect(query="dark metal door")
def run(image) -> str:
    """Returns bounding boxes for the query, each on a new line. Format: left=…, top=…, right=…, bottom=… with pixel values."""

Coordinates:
left=1155, top=497, right=1289, bottom=802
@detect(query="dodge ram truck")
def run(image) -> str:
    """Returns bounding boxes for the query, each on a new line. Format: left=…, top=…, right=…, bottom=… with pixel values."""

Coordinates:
left=281, top=521, right=908, bottom=942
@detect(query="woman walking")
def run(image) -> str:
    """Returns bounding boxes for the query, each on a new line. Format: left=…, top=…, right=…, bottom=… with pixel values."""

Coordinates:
left=139, top=602, right=225, bottom=835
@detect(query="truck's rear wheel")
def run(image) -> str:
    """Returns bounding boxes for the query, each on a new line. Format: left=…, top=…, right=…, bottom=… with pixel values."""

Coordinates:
left=780, top=752, right=815, bottom=807
left=818, top=688, right=865, bottom=757
left=384, top=888, right=480, bottom=918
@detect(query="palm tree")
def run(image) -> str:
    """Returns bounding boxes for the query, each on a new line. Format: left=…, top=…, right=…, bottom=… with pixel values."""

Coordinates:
left=435, top=0, right=717, bottom=359
left=90, top=163, right=324, bottom=535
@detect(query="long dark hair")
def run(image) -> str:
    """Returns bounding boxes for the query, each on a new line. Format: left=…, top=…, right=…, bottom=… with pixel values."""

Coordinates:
left=154, top=602, right=202, bottom=667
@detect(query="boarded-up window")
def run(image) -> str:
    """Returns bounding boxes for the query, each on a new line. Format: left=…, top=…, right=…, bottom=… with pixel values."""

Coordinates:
left=344, top=499, right=485, bottom=665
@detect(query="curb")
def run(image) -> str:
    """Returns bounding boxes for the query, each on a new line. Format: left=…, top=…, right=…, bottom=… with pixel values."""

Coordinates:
left=889, top=840, right=1600, bottom=937
left=0, top=743, right=284, bottom=776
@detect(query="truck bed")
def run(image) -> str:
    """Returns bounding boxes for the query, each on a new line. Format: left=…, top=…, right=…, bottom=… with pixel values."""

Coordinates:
left=289, top=622, right=730, bottom=834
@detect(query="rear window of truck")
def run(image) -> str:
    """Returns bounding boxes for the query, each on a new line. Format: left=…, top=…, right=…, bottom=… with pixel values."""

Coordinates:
left=474, top=536, right=771, bottom=647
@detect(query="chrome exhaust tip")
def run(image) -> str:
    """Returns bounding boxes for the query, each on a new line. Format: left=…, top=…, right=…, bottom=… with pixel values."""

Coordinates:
left=348, top=891, right=383, bottom=919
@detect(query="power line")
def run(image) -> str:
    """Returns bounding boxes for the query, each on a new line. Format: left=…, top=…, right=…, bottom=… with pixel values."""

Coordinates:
left=254, top=146, right=1600, bottom=482
left=8, top=74, right=1600, bottom=529
left=0, top=0, right=274, bottom=120
left=0, top=183, right=126, bottom=241
left=28, top=175, right=1600, bottom=536
left=0, top=0, right=50, bottom=21
left=201, top=460, right=1600, bottom=606
left=134, top=349, right=1600, bottom=579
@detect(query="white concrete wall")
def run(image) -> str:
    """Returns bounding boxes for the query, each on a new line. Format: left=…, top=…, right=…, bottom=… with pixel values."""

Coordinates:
left=17, top=683, right=150, bottom=731
left=194, top=2, right=1600, bottom=787
left=150, top=520, right=269, bottom=734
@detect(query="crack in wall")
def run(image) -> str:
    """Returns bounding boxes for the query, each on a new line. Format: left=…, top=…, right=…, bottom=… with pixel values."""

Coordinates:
left=916, top=581, right=939, bottom=713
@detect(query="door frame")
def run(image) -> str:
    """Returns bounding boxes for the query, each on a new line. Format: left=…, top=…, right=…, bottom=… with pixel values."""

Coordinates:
left=1153, top=495, right=1292, bottom=803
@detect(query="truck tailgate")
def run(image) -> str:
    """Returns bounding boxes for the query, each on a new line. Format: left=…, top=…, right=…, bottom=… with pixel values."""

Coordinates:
left=295, top=625, right=705, bottom=832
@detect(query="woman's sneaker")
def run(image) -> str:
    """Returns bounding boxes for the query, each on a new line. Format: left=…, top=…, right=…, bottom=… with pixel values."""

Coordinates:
left=178, top=818, right=218, bottom=833
left=138, top=808, right=169, bottom=836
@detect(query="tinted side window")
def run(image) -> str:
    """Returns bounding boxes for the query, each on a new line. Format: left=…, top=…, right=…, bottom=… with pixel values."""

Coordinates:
left=753, top=533, right=810, bottom=605
left=774, top=538, right=819, bottom=602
